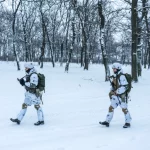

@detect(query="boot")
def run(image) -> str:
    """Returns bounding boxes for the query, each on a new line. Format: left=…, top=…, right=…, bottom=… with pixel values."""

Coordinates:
left=99, top=121, right=109, bottom=127
left=123, top=123, right=130, bottom=128
left=10, top=118, right=20, bottom=125
left=34, top=121, right=44, bottom=126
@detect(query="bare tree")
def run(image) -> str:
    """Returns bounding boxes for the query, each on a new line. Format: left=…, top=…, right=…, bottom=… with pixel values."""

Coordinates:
left=143, top=0, right=150, bottom=68
left=98, top=0, right=110, bottom=81
left=45, top=24, right=55, bottom=67
left=20, top=1, right=29, bottom=62
left=38, top=0, right=46, bottom=68
left=136, top=0, right=147, bottom=76
left=131, top=0, right=138, bottom=82
left=65, top=0, right=76, bottom=72
left=12, top=0, right=21, bottom=70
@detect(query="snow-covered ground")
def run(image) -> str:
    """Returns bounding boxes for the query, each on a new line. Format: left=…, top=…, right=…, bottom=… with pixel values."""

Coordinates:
left=0, top=62, right=150, bottom=150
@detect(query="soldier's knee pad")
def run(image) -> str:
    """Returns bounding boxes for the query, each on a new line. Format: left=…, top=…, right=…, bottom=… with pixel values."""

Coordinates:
left=22, top=103, right=27, bottom=109
left=109, top=106, right=114, bottom=112
left=34, top=105, right=40, bottom=110
left=122, top=108, right=128, bottom=114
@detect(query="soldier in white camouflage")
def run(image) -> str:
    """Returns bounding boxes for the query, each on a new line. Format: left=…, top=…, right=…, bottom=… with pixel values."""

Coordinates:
left=10, top=63, right=44, bottom=126
left=99, top=63, right=132, bottom=128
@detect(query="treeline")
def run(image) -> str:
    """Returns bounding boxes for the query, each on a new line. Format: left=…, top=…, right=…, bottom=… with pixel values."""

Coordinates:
left=0, top=0, right=150, bottom=82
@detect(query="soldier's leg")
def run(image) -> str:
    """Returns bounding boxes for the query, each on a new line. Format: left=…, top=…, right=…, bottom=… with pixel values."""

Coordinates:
left=17, top=92, right=32, bottom=121
left=106, top=95, right=119, bottom=123
left=105, top=106, right=114, bottom=123
left=10, top=93, right=31, bottom=124
left=17, top=103, right=28, bottom=121
left=121, top=102, right=132, bottom=124
left=34, top=105, right=44, bottom=121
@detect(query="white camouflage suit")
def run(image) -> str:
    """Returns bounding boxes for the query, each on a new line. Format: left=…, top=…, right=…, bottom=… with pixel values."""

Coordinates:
left=106, top=69, right=132, bottom=124
left=17, top=64, right=44, bottom=122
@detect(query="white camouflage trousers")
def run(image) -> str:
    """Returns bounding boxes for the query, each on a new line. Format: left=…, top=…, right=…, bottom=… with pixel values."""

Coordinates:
left=17, top=91, right=44, bottom=122
left=106, top=95, right=132, bottom=123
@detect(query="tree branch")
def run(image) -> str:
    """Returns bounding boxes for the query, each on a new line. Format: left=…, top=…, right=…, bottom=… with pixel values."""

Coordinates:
left=0, top=0, right=5, bottom=3
left=124, top=0, right=132, bottom=5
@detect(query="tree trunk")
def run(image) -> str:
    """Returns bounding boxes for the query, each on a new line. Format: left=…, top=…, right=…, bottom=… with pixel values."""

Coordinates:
left=39, top=24, right=46, bottom=68
left=45, top=25, right=55, bottom=67
left=65, top=4, right=75, bottom=72
left=81, top=45, right=84, bottom=67
left=60, top=42, right=64, bottom=67
left=12, top=0, right=21, bottom=70
left=143, top=0, right=150, bottom=68
left=83, top=28, right=88, bottom=70
left=137, top=17, right=142, bottom=76
left=98, top=0, right=110, bottom=81
left=21, top=14, right=28, bottom=62
left=52, top=18, right=56, bottom=63
left=131, top=0, right=138, bottom=82
left=39, top=6, right=46, bottom=68
left=65, top=45, right=73, bottom=72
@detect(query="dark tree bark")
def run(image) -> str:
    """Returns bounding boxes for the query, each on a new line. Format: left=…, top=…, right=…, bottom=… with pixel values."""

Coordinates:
left=20, top=1, right=28, bottom=62
left=12, top=0, right=21, bottom=70
left=131, top=0, right=138, bottom=82
left=137, top=17, right=142, bottom=76
left=98, top=0, right=110, bottom=81
left=136, top=0, right=147, bottom=76
left=39, top=1, right=46, bottom=68
left=81, top=42, right=84, bottom=67
left=143, top=0, right=150, bottom=68
left=60, top=42, right=64, bottom=66
left=45, top=25, right=55, bottom=67
left=65, top=1, right=76, bottom=72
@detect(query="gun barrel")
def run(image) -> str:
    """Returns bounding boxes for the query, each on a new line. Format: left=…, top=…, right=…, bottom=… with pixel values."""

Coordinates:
left=17, top=76, right=26, bottom=82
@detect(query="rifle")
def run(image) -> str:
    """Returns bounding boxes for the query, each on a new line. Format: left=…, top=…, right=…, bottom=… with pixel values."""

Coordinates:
left=17, top=76, right=26, bottom=82
left=108, top=76, right=115, bottom=89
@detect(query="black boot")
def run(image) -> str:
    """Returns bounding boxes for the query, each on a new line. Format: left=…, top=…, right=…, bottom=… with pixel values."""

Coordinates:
left=34, top=121, right=44, bottom=126
left=123, top=123, right=130, bottom=128
left=10, top=118, right=20, bottom=125
left=99, top=121, right=109, bottom=127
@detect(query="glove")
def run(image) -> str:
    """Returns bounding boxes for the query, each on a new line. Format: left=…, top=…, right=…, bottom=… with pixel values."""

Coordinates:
left=111, top=82, right=115, bottom=87
left=19, top=78, right=25, bottom=86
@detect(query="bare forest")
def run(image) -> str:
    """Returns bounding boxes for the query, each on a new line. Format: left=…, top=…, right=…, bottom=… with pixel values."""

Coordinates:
left=0, top=0, right=150, bottom=82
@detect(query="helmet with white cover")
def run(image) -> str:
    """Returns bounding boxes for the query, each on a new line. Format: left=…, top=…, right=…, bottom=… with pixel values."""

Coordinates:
left=112, top=63, right=122, bottom=74
left=24, top=62, right=34, bottom=69
left=112, top=62, right=122, bottom=70
left=24, top=62, right=35, bottom=73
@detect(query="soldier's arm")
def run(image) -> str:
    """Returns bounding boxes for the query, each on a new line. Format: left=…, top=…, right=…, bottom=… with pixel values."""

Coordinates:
left=109, top=76, right=115, bottom=91
left=116, top=75, right=128, bottom=95
left=25, top=74, right=38, bottom=88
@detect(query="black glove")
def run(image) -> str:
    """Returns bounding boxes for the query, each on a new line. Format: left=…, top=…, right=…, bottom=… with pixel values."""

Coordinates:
left=19, top=78, right=25, bottom=86
left=111, top=82, right=115, bottom=87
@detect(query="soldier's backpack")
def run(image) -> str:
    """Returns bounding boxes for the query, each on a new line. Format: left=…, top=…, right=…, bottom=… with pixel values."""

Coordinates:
left=122, top=73, right=132, bottom=93
left=36, top=73, right=45, bottom=92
